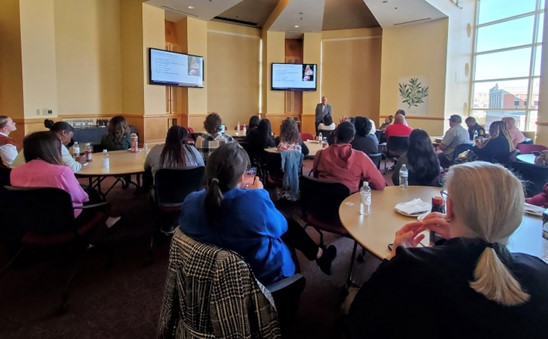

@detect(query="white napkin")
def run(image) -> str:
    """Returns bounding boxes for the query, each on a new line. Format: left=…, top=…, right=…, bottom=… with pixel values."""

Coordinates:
left=524, top=203, right=544, bottom=217
left=395, top=198, right=431, bottom=216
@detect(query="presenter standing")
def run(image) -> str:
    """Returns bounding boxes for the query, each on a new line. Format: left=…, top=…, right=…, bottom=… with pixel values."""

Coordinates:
left=315, top=96, right=332, bottom=134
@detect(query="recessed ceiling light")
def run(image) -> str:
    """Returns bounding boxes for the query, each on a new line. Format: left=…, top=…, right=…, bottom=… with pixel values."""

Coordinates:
left=294, top=25, right=300, bottom=28
left=187, top=5, right=194, bottom=9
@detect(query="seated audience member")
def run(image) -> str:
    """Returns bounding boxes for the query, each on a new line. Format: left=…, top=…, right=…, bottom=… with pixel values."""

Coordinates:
left=102, top=115, right=131, bottom=151
left=196, top=112, right=234, bottom=161
left=465, top=116, right=486, bottom=140
left=13, top=119, right=86, bottom=172
left=438, top=114, right=470, bottom=168
left=246, top=115, right=260, bottom=136
left=526, top=183, right=548, bottom=208
left=318, top=114, right=336, bottom=132
left=384, top=113, right=413, bottom=139
left=395, top=109, right=409, bottom=126
left=348, top=162, right=548, bottom=339
left=0, top=115, right=18, bottom=168
left=313, top=121, right=385, bottom=193
left=276, top=118, right=309, bottom=156
left=392, top=129, right=442, bottom=186
left=351, top=117, right=379, bottom=155
left=471, top=121, right=513, bottom=164
left=245, top=119, right=276, bottom=159
left=144, top=126, right=204, bottom=182
left=502, top=117, right=526, bottom=147
left=179, top=143, right=337, bottom=285
left=10, top=132, right=89, bottom=219
left=379, top=115, right=393, bottom=131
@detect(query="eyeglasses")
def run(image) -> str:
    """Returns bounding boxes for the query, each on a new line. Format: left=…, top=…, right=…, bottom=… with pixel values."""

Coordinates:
left=440, top=190, right=448, bottom=200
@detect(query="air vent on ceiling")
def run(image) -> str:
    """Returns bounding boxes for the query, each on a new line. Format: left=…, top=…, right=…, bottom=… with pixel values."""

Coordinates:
left=213, top=16, right=258, bottom=27
left=394, top=17, right=432, bottom=26
left=161, top=6, right=198, bottom=18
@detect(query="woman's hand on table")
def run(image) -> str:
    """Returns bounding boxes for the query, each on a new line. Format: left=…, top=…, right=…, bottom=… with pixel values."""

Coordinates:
left=391, top=222, right=426, bottom=258
left=77, top=156, right=87, bottom=165
left=421, top=212, right=451, bottom=239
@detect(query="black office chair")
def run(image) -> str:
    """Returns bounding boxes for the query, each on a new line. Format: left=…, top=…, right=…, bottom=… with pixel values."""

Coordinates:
left=150, top=167, right=205, bottom=256
left=0, top=186, right=109, bottom=312
left=264, top=151, right=283, bottom=187
left=452, top=143, right=474, bottom=164
left=0, top=167, right=11, bottom=186
left=510, top=160, right=548, bottom=197
left=368, top=153, right=382, bottom=170
left=300, top=176, right=358, bottom=288
left=383, top=136, right=409, bottom=173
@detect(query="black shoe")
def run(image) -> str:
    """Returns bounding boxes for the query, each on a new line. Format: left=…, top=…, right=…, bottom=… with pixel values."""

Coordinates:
left=316, top=245, right=337, bottom=275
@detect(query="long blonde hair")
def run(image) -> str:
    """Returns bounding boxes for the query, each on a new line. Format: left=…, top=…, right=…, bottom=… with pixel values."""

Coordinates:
left=485, top=121, right=514, bottom=152
left=445, top=162, right=529, bottom=306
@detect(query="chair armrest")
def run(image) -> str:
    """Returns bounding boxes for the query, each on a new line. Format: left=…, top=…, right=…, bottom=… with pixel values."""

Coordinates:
left=266, top=273, right=305, bottom=294
left=74, top=201, right=110, bottom=210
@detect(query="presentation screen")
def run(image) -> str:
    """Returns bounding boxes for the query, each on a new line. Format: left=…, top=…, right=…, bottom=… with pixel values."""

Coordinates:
left=271, top=63, right=317, bottom=91
left=148, top=48, right=204, bottom=88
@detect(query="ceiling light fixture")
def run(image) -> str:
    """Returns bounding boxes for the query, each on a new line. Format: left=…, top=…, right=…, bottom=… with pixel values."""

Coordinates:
left=187, top=5, right=194, bottom=10
left=294, top=25, right=300, bottom=28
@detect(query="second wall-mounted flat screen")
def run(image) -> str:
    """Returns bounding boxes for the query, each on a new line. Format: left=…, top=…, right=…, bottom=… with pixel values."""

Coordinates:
left=271, top=63, right=317, bottom=91
left=149, top=48, right=204, bottom=88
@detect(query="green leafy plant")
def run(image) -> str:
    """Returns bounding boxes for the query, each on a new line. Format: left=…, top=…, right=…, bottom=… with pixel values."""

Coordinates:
left=399, top=78, right=429, bottom=108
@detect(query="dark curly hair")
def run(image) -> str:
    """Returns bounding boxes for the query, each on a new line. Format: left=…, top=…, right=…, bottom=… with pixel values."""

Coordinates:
left=204, top=113, right=222, bottom=134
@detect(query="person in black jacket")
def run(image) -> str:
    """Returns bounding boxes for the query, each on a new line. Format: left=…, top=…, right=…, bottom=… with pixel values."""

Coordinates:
left=348, top=162, right=548, bottom=339
left=472, top=120, right=513, bottom=164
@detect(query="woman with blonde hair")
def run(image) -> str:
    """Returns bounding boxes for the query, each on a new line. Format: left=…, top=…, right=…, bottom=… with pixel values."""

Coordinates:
left=348, top=162, right=548, bottom=338
left=471, top=120, right=513, bottom=164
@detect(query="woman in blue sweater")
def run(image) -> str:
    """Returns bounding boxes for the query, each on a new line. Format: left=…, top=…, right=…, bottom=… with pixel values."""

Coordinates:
left=179, top=142, right=336, bottom=285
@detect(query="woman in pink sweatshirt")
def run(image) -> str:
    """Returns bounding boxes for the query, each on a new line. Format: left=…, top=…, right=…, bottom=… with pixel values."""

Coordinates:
left=10, top=131, right=89, bottom=218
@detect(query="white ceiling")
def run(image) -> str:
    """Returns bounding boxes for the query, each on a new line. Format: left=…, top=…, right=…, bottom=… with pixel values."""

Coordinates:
left=144, top=0, right=447, bottom=33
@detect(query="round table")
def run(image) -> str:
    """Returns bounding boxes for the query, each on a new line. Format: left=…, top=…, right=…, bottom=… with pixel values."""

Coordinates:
left=339, top=185, right=547, bottom=262
left=76, top=149, right=147, bottom=198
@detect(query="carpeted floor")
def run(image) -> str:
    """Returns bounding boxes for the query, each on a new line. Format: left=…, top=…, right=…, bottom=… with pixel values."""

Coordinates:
left=0, top=165, right=395, bottom=339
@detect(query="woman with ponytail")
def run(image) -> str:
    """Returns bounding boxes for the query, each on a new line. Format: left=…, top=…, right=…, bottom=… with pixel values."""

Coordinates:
left=348, top=162, right=548, bottom=338
left=178, top=142, right=336, bottom=286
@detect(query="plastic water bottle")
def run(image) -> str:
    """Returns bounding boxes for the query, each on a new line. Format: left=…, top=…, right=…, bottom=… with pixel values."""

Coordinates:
left=243, top=124, right=247, bottom=135
left=399, top=164, right=408, bottom=189
left=85, top=143, right=93, bottom=162
left=102, top=149, right=110, bottom=172
left=318, top=132, right=323, bottom=142
left=359, top=182, right=372, bottom=216
left=237, top=121, right=240, bottom=134
left=72, top=142, right=80, bottom=159
left=472, top=129, right=479, bottom=141
left=130, top=133, right=138, bottom=152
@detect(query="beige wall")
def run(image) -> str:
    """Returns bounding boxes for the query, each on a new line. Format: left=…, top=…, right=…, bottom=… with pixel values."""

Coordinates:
left=0, top=0, right=24, bottom=123
left=121, top=0, right=145, bottom=115
left=380, top=19, right=448, bottom=136
left=322, top=28, right=382, bottom=125
left=142, top=3, right=166, bottom=115
left=55, top=0, right=121, bottom=116
left=207, top=21, right=260, bottom=133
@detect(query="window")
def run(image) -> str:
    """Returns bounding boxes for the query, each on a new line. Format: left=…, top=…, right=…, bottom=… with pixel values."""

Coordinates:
left=471, top=0, right=544, bottom=132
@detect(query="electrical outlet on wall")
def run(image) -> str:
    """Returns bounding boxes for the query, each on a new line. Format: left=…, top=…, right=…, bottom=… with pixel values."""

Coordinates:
left=42, top=109, right=53, bottom=115
left=36, top=109, right=41, bottom=116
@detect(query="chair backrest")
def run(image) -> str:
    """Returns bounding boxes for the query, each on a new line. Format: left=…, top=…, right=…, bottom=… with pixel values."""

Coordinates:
left=386, top=136, right=409, bottom=157
left=368, top=153, right=382, bottom=169
left=158, top=229, right=281, bottom=338
left=239, top=141, right=257, bottom=165
left=0, top=167, right=11, bottom=187
left=0, top=186, right=75, bottom=235
left=516, top=143, right=548, bottom=154
left=510, top=161, right=548, bottom=196
left=452, top=143, right=473, bottom=162
left=300, top=132, right=314, bottom=142
left=154, top=167, right=205, bottom=208
left=265, top=151, right=283, bottom=182
left=300, top=176, right=350, bottom=228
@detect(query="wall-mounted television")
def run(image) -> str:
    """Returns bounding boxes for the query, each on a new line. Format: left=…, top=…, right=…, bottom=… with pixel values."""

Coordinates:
left=148, top=48, right=204, bottom=88
left=271, top=63, right=317, bottom=91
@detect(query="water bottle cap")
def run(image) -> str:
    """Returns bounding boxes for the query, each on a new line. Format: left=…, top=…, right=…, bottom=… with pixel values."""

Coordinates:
left=103, top=149, right=108, bottom=153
